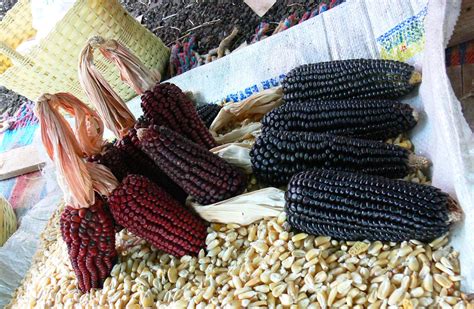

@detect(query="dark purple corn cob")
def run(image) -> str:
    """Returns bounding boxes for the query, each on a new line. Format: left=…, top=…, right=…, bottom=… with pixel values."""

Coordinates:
left=196, top=103, right=222, bottom=128
left=86, top=117, right=152, bottom=182
left=88, top=143, right=129, bottom=181
left=134, top=115, right=150, bottom=130
left=250, top=130, right=428, bottom=186
left=261, top=99, right=418, bottom=140
left=282, top=59, right=421, bottom=104
left=141, top=82, right=217, bottom=149
left=115, top=130, right=187, bottom=203
left=138, top=126, right=247, bottom=205
left=285, top=169, right=456, bottom=242
left=109, top=174, right=207, bottom=257
left=60, top=197, right=117, bottom=293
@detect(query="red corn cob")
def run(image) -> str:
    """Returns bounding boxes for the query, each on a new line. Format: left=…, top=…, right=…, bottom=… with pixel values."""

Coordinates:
left=141, top=83, right=217, bottom=149
left=60, top=197, right=117, bottom=293
left=138, top=126, right=247, bottom=205
left=108, top=174, right=207, bottom=257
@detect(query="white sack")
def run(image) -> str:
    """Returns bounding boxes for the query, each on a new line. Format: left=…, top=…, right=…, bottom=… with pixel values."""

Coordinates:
left=10, top=0, right=474, bottom=291
left=110, top=0, right=474, bottom=291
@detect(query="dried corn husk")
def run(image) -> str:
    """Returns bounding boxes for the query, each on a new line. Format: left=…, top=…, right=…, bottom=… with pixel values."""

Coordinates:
left=189, top=187, right=285, bottom=225
left=35, top=93, right=118, bottom=208
left=0, top=195, right=16, bottom=246
left=78, top=36, right=136, bottom=138
left=212, top=122, right=262, bottom=144
left=93, top=36, right=161, bottom=95
left=209, top=87, right=283, bottom=144
left=40, top=93, right=104, bottom=156
left=210, top=143, right=253, bottom=174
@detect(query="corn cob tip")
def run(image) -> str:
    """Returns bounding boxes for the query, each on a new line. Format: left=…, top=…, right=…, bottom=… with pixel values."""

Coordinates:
left=412, top=110, right=419, bottom=122
left=408, top=153, right=431, bottom=170
left=136, top=128, right=148, bottom=142
left=447, top=196, right=463, bottom=223
left=409, top=71, right=422, bottom=85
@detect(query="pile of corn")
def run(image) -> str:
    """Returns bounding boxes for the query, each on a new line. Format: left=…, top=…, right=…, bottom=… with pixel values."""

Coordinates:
left=8, top=210, right=472, bottom=308
left=8, top=134, right=473, bottom=308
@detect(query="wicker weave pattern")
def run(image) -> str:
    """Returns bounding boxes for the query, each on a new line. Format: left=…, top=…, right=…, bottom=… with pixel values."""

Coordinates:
left=0, top=196, right=17, bottom=246
left=0, top=0, right=36, bottom=74
left=0, top=0, right=169, bottom=103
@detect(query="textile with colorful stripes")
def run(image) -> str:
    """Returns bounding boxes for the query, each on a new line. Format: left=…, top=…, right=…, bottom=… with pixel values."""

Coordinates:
left=0, top=101, right=47, bottom=213
left=251, top=0, right=345, bottom=42
left=172, top=0, right=346, bottom=75
left=0, top=102, right=39, bottom=152
left=446, top=40, right=474, bottom=67
left=170, top=36, right=201, bottom=76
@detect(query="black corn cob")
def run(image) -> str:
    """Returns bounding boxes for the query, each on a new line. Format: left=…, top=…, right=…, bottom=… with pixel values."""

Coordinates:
left=285, top=169, right=459, bottom=242
left=137, top=125, right=247, bottom=205
left=141, top=83, right=217, bottom=149
left=250, top=131, right=428, bottom=186
left=261, top=99, right=418, bottom=140
left=282, top=59, right=421, bottom=104
left=115, top=131, right=188, bottom=203
left=60, top=197, right=117, bottom=293
left=196, top=103, right=222, bottom=128
left=88, top=143, right=129, bottom=181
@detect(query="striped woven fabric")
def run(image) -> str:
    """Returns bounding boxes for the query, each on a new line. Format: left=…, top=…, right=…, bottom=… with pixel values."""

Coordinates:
left=0, top=101, right=46, bottom=213
left=446, top=40, right=474, bottom=67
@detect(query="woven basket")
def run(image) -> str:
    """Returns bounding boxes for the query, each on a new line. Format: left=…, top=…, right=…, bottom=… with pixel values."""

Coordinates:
left=0, top=195, right=17, bottom=246
left=0, top=0, right=169, bottom=103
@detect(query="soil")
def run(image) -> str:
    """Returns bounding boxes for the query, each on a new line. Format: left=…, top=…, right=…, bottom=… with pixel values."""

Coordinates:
left=0, top=86, right=27, bottom=115
left=122, top=1, right=321, bottom=53
left=0, top=0, right=16, bottom=20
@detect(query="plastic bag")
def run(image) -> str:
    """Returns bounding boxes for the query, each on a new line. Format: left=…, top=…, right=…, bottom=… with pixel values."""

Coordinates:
left=154, top=0, right=474, bottom=290
left=0, top=164, right=62, bottom=308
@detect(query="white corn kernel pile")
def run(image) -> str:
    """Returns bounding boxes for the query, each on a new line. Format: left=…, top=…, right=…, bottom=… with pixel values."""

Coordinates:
left=7, top=134, right=472, bottom=308
left=7, top=209, right=473, bottom=309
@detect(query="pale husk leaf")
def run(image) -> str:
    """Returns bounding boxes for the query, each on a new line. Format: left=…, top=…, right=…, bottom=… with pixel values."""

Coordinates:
left=95, top=37, right=160, bottom=94
left=188, top=187, right=285, bottom=225
left=35, top=93, right=118, bottom=208
left=78, top=37, right=136, bottom=138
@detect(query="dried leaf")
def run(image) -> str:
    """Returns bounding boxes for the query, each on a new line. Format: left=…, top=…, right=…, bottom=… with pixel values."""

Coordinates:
left=78, top=37, right=136, bottom=138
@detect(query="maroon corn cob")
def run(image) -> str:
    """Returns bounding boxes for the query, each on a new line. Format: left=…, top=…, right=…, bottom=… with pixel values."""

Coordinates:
left=138, top=126, right=247, bottom=205
left=109, top=174, right=207, bottom=257
left=60, top=197, right=117, bottom=293
left=141, top=82, right=217, bottom=149
left=115, top=129, right=188, bottom=203
left=88, top=143, right=129, bottom=181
